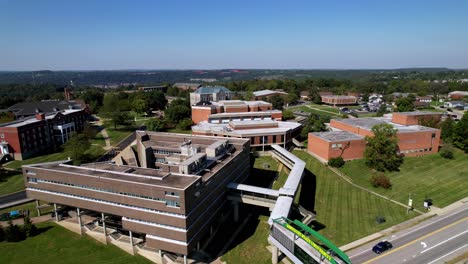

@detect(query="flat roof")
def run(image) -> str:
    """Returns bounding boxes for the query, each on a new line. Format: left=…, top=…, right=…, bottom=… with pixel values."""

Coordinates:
left=192, top=121, right=301, bottom=136
left=25, top=162, right=200, bottom=190
left=311, top=131, right=364, bottom=142
left=253, top=90, right=287, bottom=97
left=1, top=109, right=83, bottom=128
left=394, top=111, right=443, bottom=116
left=208, top=110, right=280, bottom=118
left=333, top=117, right=439, bottom=133
left=268, top=197, right=293, bottom=225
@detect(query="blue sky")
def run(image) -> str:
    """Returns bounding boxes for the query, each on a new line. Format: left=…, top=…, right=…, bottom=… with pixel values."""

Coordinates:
left=1, top=0, right=467, bottom=70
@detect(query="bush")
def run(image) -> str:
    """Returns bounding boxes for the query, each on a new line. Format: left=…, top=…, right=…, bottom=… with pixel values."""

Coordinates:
left=439, top=144, right=454, bottom=159
left=370, top=173, right=392, bottom=189
left=23, top=216, right=38, bottom=237
left=176, top=118, right=193, bottom=130
left=5, top=219, right=26, bottom=242
left=0, top=226, right=4, bottom=242
left=328, top=157, right=345, bottom=168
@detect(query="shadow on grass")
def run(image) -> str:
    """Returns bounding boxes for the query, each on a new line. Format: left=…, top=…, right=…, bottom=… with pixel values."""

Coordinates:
left=33, top=225, right=53, bottom=236
left=298, top=169, right=317, bottom=214
left=243, top=168, right=278, bottom=188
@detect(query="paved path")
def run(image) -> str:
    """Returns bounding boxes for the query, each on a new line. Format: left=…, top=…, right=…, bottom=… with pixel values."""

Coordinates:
left=347, top=203, right=468, bottom=264
left=94, top=116, right=112, bottom=150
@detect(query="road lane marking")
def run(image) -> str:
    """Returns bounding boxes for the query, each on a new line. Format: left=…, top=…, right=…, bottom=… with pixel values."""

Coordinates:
left=426, top=244, right=468, bottom=264
left=362, top=217, right=468, bottom=264
left=348, top=206, right=467, bottom=259
left=420, top=230, right=468, bottom=253
left=421, top=241, right=427, bottom=248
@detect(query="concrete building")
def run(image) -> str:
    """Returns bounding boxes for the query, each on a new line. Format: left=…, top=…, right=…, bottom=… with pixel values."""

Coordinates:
left=192, top=120, right=302, bottom=150
left=137, top=86, right=166, bottom=92
left=189, top=86, right=234, bottom=105
left=191, top=100, right=282, bottom=124
left=23, top=132, right=251, bottom=259
left=0, top=109, right=88, bottom=160
left=173, top=83, right=201, bottom=91
left=253, top=90, right=288, bottom=100
left=321, top=95, right=357, bottom=106
left=308, top=112, right=442, bottom=162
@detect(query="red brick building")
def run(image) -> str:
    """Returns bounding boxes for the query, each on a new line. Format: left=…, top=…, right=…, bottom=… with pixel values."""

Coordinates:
left=321, top=95, right=357, bottom=106
left=308, top=112, right=442, bottom=162
left=0, top=109, right=87, bottom=160
left=191, top=100, right=282, bottom=124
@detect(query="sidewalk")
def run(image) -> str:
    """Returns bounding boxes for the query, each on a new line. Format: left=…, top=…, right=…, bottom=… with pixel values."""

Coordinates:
left=340, top=196, right=468, bottom=252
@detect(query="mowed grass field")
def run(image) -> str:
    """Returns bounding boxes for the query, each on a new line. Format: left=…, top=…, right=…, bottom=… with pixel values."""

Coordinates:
left=0, top=222, right=152, bottom=264
left=340, top=149, right=468, bottom=212
left=292, top=150, right=415, bottom=246
left=0, top=172, right=24, bottom=195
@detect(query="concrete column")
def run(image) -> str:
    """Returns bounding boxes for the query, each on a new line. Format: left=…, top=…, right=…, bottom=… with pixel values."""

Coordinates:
left=272, top=245, right=279, bottom=264
left=77, top=208, right=82, bottom=235
left=54, top=203, right=58, bottom=222
left=129, top=230, right=135, bottom=254
left=183, top=255, right=188, bottom=264
left=197, top=241, right=200, bottom=251
left=102, top=212, right=107, bottom=244
left=233, top=202, right=239, bottom=222
left=35, top=200, right=41, bottom=216
left=158, top=250, right=163, bottom=261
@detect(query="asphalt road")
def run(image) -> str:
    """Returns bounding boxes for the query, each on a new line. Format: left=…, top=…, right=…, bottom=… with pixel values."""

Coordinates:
left=348, top=204, right=468, bottom=264
left=0, top=190, right=27, bottom=205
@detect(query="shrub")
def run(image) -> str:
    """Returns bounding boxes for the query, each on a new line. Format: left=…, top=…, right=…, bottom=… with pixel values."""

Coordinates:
left=0, top=226, right=4, bottom=242
left=22, top=216, right=38, bottom=237
left=5, top=219, right=26, bottom=242
left=439, top=144, right=454, bottom=159
left=176, top=118, right=193, bottom=130
left=328, top=157, right=345, bottom=168
left=370, top=173, right=392, bottom=189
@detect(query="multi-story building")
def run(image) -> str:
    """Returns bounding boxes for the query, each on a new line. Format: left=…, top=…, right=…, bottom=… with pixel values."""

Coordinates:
left=189, top=86, right=234, bottom=105
left=23, top=132, right=250, bottom=259
left=7, top=99, right=87, bottom=119
left=0, top=109, right=87, bottom=160
left=191, top=100, right=282, bottom=124
left=321, top=95, right=357, bottom=106
left=308, top=112, right=442, bottom=162
left=192, top=119, right=302, bottom=150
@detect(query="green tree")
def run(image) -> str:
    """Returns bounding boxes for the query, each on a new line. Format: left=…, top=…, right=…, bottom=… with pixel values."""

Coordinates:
left=22, top=216, right=38, bottom=237
left=453, top=112, right=468, bottom=152
left=440, top=117, right=455, bottom=142
left=166, top=86, right=179, bottom=97
left=5, top=219, right=25, bottom=242
left=0, top=225, right=4, bottom=242
left=282, top=110, right=295, bottom=120
left=301, top=115, right=330, bottom=138
left=268, top=95, right=284, bottom=110
left=165, top=104, right=191, bottom=124
left=63, top=133, right=91, bottom=165
left=176, top=118, right=193, bottom=130
left=145, top=118, right=166, bottom=132
left=146, top=91, right=168, bottom=110
left=285, top=93, right=299, bottom=106
left=395, top=96, right=415, bottom=112
left=132, top=97, right=147, bottom=115
left=375, top=104, right=387, bottom=117
left=364, top=123, right=403, bottom=172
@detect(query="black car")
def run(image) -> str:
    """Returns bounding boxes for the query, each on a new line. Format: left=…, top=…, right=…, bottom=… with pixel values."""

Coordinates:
left=372, top=241, right=393, bottom=254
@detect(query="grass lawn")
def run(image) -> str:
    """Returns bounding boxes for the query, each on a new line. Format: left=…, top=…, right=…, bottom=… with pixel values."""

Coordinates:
left=222, top=213, right=272, bottom=264
left=0, top=172, right=24, bottom=196
left=0, top=221, right=152, bottom=264
left=165, top=128, right=192, bottom=134
left=4, top=151, right=70, bottom=170
left=340, top=149, right=468, bottom=212
left=106, top=127, right=134, bottom=146
left=272, top=166, right=289, bottom=190
left=293, top=105, right=340, bottom=117
left=293, top=150, right=415, bottom=246
left=0, top=201, right=54, bottom=217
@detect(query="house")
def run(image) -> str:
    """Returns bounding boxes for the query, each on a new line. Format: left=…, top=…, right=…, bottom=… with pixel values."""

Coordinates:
left=448, top=91, right=468, bottom=100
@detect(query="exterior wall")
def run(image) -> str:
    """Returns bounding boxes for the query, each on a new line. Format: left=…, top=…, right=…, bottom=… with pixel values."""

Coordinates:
left=191, top=107, right=214, bottom=124
left=308, top=134, right=366, bottom=161
left=321, top=97, right=357, bottom=105
left=271, top=112, right=283, bottom=120
left=330, top=120, right=374, bottom=137
left=397, top=130, right=440, bottom=156
left=392, top=113, right=442, bottom=126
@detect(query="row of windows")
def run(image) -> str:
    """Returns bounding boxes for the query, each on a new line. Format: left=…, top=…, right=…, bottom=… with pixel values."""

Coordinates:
left=27, top=187, right=184, bottom=217
left=123, top=217, right=185, bottom=232
left=27, top=177, right=180, bottom=207
left=153, top=149, right=179, bottom=155
left=400, top=148, right=432, bottom=154
left=331, top=143, right=343, bottom=149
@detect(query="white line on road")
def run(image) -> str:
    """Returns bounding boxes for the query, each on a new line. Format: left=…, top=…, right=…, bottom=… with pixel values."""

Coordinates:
left=348, top=206, right=468, bottom=258
left=421, top=229, right=468, bottom=253
left=421, top=241, right=427, bottom=248
left=426, top=244, right=468, bottom=264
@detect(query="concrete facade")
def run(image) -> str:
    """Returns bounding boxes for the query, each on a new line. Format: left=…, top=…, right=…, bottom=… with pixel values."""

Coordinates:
left=321, top=95, right=357, bottom=106
left=23, top=132, right=251, bottom=256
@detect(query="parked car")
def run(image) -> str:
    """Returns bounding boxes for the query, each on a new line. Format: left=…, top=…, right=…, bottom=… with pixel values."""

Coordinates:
left=447, top=108, right=453, bottom=112
left=372, top=241, right=393, bottom=254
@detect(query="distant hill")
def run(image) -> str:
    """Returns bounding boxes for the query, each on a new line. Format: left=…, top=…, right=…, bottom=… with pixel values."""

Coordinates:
left=0, top=68, right=464, bottom=85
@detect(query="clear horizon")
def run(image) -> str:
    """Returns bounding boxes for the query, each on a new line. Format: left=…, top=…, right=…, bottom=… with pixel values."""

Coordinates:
left=1, top=0, right=468, bottom=71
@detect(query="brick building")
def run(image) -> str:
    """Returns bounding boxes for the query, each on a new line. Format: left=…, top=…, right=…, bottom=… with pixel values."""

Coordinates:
left=191, top=100, right=282, bottom=124
left=308, top=112, right=442, bottom=162
left=23, top=132, right=250, bottom=260
left=252, top=90, right=288, bottom=100
left=448, top=91, right=468, bottom=100
left=0, top=109, right=87, bottom=160
left=321, top=95, right=357, bottom=106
